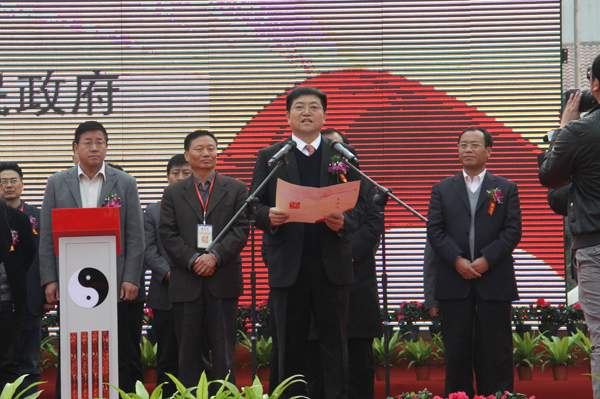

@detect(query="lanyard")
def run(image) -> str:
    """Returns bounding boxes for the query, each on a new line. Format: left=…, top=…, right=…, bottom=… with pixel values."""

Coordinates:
left=194, top=174, right=216, bottom=225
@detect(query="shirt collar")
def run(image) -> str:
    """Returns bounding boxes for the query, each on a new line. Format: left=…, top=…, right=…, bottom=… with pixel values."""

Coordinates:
left=77, top=162, right=107, bottom=181
left=193, top=171, right=216, bottom=189
left=462, top=168, right=486, bottom=183
left=291, top=133, right=321, bottom=152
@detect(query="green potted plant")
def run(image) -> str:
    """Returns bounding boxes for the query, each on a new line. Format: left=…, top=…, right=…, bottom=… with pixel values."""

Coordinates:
left=533, top=298, right=564, bottom=337
left=40, top=335, right=59, bottom=372
left=139, top=336, right=158, bottom=383
left=566, top=303, right=587, bottom=336
left=0, top=375, right=45, bottom=399
left=397, top=337, right=439, bottom=380
left=512, top=332, right=543, bottom=380
left=422, top=309, right=442, bottom=337
left=372, top=330, right=402, bottom=380
left=572, top=329, right=592, bottom=376
left=512, top=305, right=534, bottom=337
left=395, top=301, right=424, bottom=342
left=240, top=334, right=273, bottom=381
left=540, top=334, right=581, bottom=380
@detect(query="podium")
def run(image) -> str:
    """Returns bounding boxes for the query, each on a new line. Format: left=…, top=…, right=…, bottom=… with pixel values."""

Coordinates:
left=53, top=207, right=121, bottom=399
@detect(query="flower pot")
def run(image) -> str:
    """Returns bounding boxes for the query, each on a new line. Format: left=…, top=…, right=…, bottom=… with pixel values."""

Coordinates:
left=517, top=366, right=533, bottom=380
left=538, top=324, right=560, bottom=337
left=566, top=323, right=588, bottom=336
left=399, top=325, right=420, bottom=342
left=515, top=324, right=532, bottom=338
left=375, top=366, right=387, bottom=381
left=552, top=365, right=568, bottom=380
left=415, top=365, right=430, bottom=380
left=257, top=366, right=270, bottom=381
left=429, top=325, right=442, bottom=337
left=143, top=368, right=157, bottom=384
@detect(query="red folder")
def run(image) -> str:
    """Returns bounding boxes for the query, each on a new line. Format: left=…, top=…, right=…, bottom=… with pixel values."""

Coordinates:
left=52, top=208, right=121, bottom=256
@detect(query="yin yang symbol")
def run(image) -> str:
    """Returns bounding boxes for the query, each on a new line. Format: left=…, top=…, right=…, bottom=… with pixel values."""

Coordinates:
left=68, top=268, right=109, bottom=309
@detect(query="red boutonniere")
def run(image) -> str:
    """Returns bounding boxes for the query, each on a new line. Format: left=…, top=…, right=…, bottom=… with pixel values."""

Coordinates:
left=102, top=193, right=121, bottom=208
left=10, top=229, right=18, bottom=251
left=328, top=155, right=348, bottom=183
left=29, top=215, right=40, bottom=236
left=486, top=188, right=504, bottom=215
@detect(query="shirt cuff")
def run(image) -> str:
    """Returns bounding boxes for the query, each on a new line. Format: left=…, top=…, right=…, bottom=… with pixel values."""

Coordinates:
left=187, top=252, right=200, bottom=271
left=211, top=249, right=222, bottom=267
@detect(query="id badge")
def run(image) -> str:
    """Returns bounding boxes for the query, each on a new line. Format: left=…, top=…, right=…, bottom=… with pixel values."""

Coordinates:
left=197, top=224, right=213, bottom=249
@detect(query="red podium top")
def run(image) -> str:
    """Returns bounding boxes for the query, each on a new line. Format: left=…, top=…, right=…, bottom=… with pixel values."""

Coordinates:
left=52, top=207, right=122, bottom=256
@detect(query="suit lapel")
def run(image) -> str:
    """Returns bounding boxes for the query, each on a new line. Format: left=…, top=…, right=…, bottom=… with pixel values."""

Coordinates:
left=206, top=172, right=226, bottom=218
left=182, top=176, right=206, bottom=222
left=476, top=172, right=497, bottom=213
left=97, top=166, right=118, bottom=207
left=65, top=167, right=83, bottom=208
left=284, top=150, right=302, bottom=185
left=450, top=173, right=471, bottom=211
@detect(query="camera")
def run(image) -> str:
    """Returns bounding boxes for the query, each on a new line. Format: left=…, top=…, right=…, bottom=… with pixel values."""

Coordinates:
left=563, top=89, right=598, bottom=112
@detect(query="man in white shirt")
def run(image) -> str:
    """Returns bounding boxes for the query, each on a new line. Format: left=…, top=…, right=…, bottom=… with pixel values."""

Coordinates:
left=39, top=121, right=145, bottom=393
left=426, top=127, right=522, bottom=397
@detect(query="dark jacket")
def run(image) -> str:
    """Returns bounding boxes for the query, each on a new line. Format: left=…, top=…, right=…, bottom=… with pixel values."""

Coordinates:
left=539, top=104, right=600, bottom=249
left=21, top=202, right=44, bottom=316
left=427, top=172, right=522, bottom=301
left=4, top=206, right=37, bottom=309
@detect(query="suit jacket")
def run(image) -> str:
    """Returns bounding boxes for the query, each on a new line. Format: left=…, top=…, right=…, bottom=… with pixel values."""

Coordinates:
left=159, top=172, right=249, bottom=302
left=426, top=172, right=522, bottom=301
left=144, top=201, right=172, bottom=310
left=4, top=206, right=37, bottom=309
left=0, top=198, right=12, bottom=263
left=422, top=241, right=439, bottom=310
left=39, top=165, right=145, bottom=301
left=21, top=202, right=44, bottom=316
left=347, top=183, right=383, bottom=338
left=250, top=136, right=367, bottom=288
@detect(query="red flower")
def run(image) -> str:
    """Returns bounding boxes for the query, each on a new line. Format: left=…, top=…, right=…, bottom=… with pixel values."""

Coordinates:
left=573, top=303, right=583, bottom=310
left=535, top=298, right=550, bottom=307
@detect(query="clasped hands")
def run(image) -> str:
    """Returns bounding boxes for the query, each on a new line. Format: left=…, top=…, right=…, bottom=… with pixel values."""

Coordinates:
left=454, top=256, right=489, bottom=280
left=192, top=253, right=217, bottom=277
left=269, top=207, right=344, bottom=231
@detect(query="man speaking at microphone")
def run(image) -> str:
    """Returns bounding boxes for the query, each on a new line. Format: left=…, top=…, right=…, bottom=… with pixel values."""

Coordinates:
left=250, top=86, right=366, bottom=399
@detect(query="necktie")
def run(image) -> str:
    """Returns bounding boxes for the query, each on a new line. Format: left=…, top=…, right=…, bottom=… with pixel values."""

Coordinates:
left=305, top=144, right=315, bottom=156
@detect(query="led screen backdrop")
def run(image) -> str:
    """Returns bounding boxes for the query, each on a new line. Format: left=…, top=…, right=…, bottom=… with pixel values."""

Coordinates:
left=0, top=1, right=563, bottom=306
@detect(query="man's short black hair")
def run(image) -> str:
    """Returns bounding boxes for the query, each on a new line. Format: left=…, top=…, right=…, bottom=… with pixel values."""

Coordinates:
left=167, top=154, right=189, bottom=174
left=459, top=126, right=493, bottom=148
left=321, top=128, right=349, bottom=144
left=286, top=86, right=327, bottom=112
left=184, top=129, right=218, bottom=151
left=74, top=121, right=108, bottom=144
left=0, top=162, right=23, bottom=179
left=591, top=53, right=600, bottom=86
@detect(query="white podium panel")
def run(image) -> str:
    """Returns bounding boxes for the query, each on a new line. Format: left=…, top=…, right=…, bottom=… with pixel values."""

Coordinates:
left=59, top=236, right=119, bottom=399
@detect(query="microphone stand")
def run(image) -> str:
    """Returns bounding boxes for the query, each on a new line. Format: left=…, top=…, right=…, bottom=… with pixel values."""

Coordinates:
left=204, top=154, right=291, bottom=382
left=341, top=158, right=427, bottom=398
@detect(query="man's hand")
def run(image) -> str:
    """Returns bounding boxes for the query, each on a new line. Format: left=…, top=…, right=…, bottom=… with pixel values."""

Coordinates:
left=192, top=253, right=217, bottom=277
left=454, top=256, right=482, bottom=280
left=471, top=256, right=490, bottom=274
left=428, top=307, right=439, bottom=318
left=560, top=92, right=582, bottom=128
left=325, top=212, right=344, bottom=231
left=164, top=271, right=170, bottom=281
left=43, top=304, right=56, bottom=313
left=45, top=281, right=59, bottom=304
left=269, top=207, right=289, bottom=226
left=120, top=281, right=139, bottom=301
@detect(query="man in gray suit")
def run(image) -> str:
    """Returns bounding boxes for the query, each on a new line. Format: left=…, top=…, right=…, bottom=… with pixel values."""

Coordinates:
left=159, top=130, right=249, bottom=391
left=144, top=154, right=191, bottom=396
left=40, top=121, right=146, bottom=393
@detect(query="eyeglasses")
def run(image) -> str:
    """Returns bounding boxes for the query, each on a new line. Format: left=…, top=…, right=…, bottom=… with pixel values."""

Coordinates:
left=458, top=142, right=484, bottom=150
left=0, top=178, right=20, bottom=185
left=293, top=104, right=323, bottom=113
left=79, top=140, right=107, bottom=149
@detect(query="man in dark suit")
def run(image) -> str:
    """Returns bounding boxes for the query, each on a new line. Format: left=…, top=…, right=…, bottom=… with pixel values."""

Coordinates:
left=250, top=87, right=366, bottom=399
left=159, top=130, right=249, bottom=390
left=0, top=196, right=36, bottom=387
left=427, top=127, right=522, bottom=397
left=0, top=162, right=47, bottom=395
left=144, top=154, right=191, bottom=396
left=306, top=129, right=383, bottom=399
left=40, top=121, right=146, bottom=393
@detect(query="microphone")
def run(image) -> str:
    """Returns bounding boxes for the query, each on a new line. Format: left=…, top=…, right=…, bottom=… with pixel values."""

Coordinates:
left=329, top=139, right=358, bottom=163
left=268, top=140, right=297, bottom=166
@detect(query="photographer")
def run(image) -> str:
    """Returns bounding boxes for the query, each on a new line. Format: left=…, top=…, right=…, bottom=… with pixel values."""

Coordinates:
left=539, top=53, right=600, bottom=399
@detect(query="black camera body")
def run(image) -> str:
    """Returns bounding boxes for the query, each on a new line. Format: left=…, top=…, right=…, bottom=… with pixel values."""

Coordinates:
left=563, top=89, right=598, bottom=112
